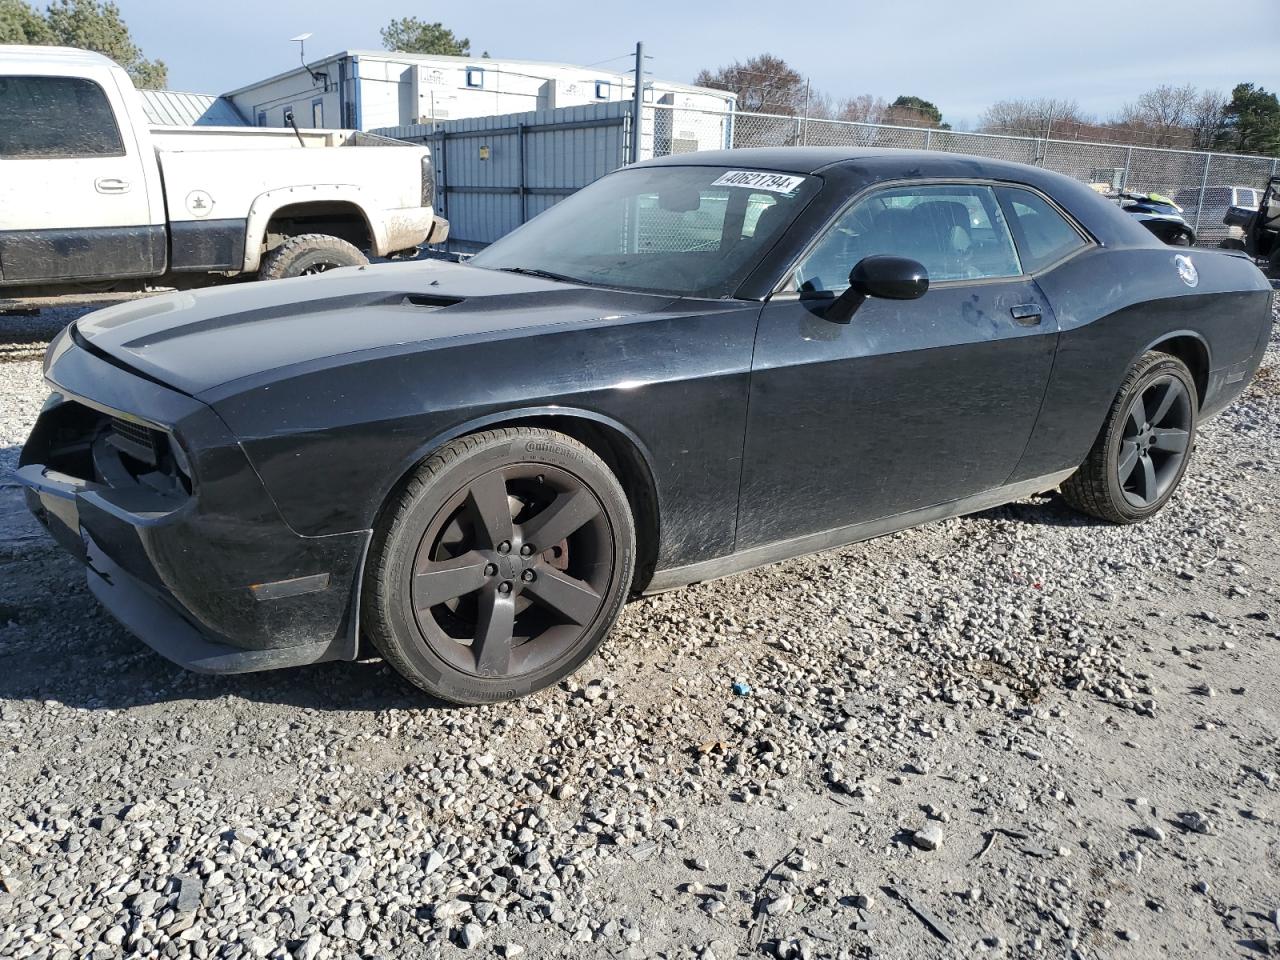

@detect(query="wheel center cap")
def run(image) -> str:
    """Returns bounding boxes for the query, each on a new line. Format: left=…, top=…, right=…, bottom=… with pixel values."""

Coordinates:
left=499, top=555, right=520, bottom=581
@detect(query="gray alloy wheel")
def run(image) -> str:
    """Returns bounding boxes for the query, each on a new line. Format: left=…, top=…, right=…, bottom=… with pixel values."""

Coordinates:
left=1062, top=351, right=1198, bottom=524
left=257, top=234, right=368, bottom=280
left=363, top=427, right=635, bottom=704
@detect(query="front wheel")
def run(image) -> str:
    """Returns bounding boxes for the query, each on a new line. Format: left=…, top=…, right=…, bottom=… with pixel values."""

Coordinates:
left=258, top=234, right=368, bottom=280
left=1061, top=351, right=1197, bottom=524
left=362, top=427, right=635, bottom=704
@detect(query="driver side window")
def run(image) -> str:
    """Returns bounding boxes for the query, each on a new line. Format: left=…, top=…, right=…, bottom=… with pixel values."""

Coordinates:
left=795, top=183, right=1023, bottom=292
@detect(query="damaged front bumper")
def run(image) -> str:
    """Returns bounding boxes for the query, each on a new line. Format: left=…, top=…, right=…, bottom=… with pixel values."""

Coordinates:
left=17, top=335, right=369, bottom=674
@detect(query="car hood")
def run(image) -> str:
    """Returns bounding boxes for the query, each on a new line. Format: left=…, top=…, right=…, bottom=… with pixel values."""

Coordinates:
left=72, top=260, right=679, bottom=397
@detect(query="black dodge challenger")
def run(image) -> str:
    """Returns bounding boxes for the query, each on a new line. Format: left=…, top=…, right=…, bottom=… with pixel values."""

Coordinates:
left=18, top=148, right=1274, bottom=703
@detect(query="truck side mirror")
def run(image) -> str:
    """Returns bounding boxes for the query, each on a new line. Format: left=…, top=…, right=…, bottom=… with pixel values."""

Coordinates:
left=1223, top=205, right=1254, bottom=228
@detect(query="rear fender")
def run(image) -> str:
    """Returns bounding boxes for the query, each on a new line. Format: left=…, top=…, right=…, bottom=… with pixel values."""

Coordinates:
left=243, top=187, right=380, bottom=271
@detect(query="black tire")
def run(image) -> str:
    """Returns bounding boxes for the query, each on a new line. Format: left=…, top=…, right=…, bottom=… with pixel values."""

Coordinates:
left=1268, top=250, right=1280, bottom=281
left=1062, top=351, right=1198, bottom=524
left=363, top=427, right=635, bottom=704
left=258, top=234, right=368, bottom=280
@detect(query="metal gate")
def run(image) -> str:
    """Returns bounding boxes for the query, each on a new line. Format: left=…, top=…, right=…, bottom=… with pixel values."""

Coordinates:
left=375, top=101, right=632, bottom=253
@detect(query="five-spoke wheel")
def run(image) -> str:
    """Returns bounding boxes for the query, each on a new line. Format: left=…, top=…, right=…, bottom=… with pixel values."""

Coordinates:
left=1063, top=351, right=1198, bottom=523
left=1115, top=374, right=1193, bottom=509
left=364, top=428, right=634, bottom=703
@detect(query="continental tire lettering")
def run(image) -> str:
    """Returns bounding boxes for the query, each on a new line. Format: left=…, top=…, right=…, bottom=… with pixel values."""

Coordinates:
left=524, top=440, right=589, bottom=464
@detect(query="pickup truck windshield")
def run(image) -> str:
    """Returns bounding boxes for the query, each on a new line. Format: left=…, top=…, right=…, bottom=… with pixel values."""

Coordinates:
left=471, top=165, right=818, bottom=298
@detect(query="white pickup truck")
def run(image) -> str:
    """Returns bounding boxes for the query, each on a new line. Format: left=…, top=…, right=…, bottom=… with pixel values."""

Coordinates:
left=0, top=46, right=447, bottom=296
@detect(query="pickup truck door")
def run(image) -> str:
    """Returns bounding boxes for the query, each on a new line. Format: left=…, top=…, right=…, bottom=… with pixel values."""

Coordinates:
left=0, top=70, right=163, bottom=285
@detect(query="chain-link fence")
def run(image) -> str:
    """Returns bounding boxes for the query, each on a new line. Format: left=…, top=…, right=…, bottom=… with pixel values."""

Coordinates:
left=649, top=103, right=1280, bottom=246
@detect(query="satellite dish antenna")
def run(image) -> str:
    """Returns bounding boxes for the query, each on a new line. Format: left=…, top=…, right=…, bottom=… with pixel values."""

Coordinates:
left=288, top=32, right=327, bottom=88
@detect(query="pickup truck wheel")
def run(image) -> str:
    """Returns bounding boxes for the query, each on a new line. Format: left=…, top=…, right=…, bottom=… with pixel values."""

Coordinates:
left=258, top=234, right=368, bottom=280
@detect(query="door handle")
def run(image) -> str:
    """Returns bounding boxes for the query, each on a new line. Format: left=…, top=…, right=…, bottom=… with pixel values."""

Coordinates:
left=1010, top=304, right=1042, bottom=326
left=95, top=177, right=132, bottom=194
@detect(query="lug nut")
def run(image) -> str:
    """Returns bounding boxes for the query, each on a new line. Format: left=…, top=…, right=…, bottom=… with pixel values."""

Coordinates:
left=497, top=541, right=511, bottom=554
left=520, top=543, right=534, bottom=556
left=497, top=581, right=512, bottom=595
left=521, top=570, right=536, bottom=582
left=484, top=563, right=498, bottom=576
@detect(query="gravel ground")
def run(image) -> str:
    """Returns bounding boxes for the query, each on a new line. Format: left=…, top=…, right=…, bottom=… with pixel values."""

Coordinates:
left=1, top=297, right=1278, bottom=960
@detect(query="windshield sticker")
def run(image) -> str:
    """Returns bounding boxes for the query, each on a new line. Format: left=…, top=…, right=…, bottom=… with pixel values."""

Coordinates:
left=712, top=171, right=808, bottom=194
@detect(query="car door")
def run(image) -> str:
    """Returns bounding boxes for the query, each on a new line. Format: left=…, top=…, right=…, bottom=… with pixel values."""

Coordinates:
left=0, top=72, right=160, bottom=284
left=737, top=181, right=1061, bottom=549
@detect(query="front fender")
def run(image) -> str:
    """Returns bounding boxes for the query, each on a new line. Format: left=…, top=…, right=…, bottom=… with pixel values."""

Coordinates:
left=371, top=404, right=662, bottom=521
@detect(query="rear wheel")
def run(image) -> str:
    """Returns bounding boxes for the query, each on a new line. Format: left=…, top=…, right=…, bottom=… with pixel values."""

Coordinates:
left=258, top=234, right=367, bottom=280
left=1062, top=352, right=1197, bottom=523
left=363, top=427, right=634, bottom=704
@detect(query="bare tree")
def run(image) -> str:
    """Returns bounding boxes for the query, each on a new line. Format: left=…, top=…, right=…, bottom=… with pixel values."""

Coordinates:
left=1189, top=89, right=1227, bottom=149
left=1114, top=84, right=1200, bottom=147
left=693, top=54, right=807, bottom=115
left=979, top=97, right=1086, bottom=137
left=835, top=94, right=892, bottom=125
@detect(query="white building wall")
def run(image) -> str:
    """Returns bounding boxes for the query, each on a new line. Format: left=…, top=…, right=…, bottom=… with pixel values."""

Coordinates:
left=226, top=58, right=345, bottom=129
left=224, top=52, right=734, bottom=136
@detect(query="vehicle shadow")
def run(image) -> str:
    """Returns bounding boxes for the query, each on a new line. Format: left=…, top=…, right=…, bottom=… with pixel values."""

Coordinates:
left=0, top=543, right=465, bottom=715
left=969, top=489, right=1114, bottom=529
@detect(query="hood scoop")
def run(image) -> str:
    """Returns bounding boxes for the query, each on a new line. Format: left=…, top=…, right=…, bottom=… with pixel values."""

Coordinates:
left=402, top=293, right=465, bottom=310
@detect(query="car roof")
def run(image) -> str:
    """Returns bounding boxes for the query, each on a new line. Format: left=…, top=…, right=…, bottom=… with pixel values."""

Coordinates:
left=637, top=146, right=931, bottom=175
left=636, top=146, right=1052, bottom=179
left=635, top=146, right=1162, bottom=251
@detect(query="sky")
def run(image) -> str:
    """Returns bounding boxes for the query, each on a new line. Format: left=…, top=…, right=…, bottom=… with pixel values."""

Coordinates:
left=106, top=0, right=1280, bottom=130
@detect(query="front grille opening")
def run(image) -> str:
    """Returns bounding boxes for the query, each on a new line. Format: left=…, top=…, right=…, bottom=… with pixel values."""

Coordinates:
left=108, top=417, right=161, bottom=467
left=25, top=398, right=192, bottom=498
left=23, top=399, right=101, bottom=481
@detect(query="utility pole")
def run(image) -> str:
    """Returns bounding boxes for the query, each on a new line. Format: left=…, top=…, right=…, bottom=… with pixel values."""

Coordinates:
left=630, top=41, right=645, bottom=164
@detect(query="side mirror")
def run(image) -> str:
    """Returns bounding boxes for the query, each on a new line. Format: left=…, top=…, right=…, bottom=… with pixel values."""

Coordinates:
left=825, top=255, right=929, bottom=324
left=1223, top=205, right=1255, bottom=228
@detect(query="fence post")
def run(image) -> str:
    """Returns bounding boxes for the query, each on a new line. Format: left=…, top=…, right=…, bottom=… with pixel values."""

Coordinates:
left=1193, top=152, right=1211, bottom=235
left=1121, top=145, right=1133, bottom=191
left=516, top=122, right=527, bottom=225
left=925, top=129, right=933, bottom=151
left=629, top=41, right=644, bottom=164
left=434, top=130, right=448, bottom=223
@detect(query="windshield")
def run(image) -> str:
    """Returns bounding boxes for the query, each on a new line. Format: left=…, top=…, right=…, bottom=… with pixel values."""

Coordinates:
left=470, top=165, right=819, bottom=298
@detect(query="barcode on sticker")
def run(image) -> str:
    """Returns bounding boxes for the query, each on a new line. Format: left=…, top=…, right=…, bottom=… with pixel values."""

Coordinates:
left=712, top=171, right=807, bottom=194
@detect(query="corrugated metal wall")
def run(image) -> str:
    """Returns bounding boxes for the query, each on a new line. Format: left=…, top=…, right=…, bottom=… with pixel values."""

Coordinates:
left=376, top=101, right=631, bottom=252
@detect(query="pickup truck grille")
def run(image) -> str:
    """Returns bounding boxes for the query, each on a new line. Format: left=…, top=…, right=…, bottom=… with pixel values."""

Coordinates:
left=109, top=417, right=160, bottom=466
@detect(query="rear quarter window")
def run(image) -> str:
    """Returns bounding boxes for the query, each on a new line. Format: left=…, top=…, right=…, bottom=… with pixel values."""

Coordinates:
left=997, top=187, right=1089, bottom=273
left=0, top=75, right=126, bottom=159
